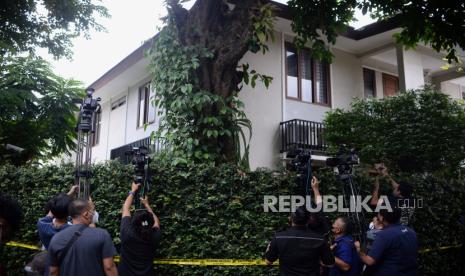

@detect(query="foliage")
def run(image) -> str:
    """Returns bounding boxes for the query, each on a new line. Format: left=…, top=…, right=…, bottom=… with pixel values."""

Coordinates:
left=0, top=161, right=463, bottom=275
left=288, top=0, right=465, bottom=63
left=0, top=0, right=109, bottom=59
left=323, top=88, right=465, bottom=174
left=148, top=2, right=274, bottom=166
left=0, top=56, right=85, bottom=165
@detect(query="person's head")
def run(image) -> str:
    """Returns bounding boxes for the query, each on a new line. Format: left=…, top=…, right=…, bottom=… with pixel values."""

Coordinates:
left=290, top=206, right=310, bottom=226
left=372, top=215, right=384, bottom=229
left=68, top=199, right=95, bottom=225
left=0, top=193, right=23, bottom=244
left=331, top=216, right=353, bottom=236
left=378, top=206, right=402, bottom=225
left=49, top=193, right=72, bottom=220
left=393, top=181, right=413, bottom=198
left=131, top=210, right=155, bottom=240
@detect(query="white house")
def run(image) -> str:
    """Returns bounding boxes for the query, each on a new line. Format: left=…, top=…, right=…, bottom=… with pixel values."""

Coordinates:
left=74, top=2, right=465, bottom=170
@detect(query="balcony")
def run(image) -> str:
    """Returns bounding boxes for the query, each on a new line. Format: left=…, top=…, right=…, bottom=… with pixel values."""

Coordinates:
left=279, top=119, right=327, bottom=153
left=110, top=137, right=167, bottom=164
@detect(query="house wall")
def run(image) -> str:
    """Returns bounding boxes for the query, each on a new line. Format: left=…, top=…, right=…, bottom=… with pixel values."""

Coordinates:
left=238, top=32, right=283, bottom=169
left=90, top=72, right=158, bottom=162
left=441, top=81, right=463, bottom=100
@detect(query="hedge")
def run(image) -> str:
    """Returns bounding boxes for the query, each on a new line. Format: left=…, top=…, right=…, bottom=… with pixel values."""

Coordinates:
left=0, top=160, right=464, bottom=275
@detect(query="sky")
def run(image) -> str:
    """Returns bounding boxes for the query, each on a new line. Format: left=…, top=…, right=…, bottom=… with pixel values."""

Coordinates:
left=39, top=1, right=375, bottom=87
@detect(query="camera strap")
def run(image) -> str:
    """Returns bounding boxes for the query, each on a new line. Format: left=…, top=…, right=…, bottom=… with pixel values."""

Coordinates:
left=56, top=224, right=87, bottom=266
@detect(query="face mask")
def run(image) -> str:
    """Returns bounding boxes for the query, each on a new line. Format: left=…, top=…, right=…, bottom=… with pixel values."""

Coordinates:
left=92, top=210, right=99, bottom=224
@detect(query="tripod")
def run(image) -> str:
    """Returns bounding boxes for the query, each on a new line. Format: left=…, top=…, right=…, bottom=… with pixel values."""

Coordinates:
left=74, top=89, right=101, bottom=200
left=337, top=166, right=367, bottom=248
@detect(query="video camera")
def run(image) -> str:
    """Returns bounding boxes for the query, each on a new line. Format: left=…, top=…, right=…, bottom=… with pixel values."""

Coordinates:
left=325, top=147, right=359, bottom=178
left=77, top=89, right=101, bottom=132
left=126, top=146, right=150, bottom=184
left=287, top=148, right=312, bottom=173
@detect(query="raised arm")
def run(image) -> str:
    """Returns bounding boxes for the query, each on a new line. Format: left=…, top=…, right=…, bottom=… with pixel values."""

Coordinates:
left=140, top=196, right=160, bottom=229
left=370, top=176, right=380, bottom=206
left=67, top=185, right=79, bottom=198
left=311, top=176, right=322, bottom=205
left=378, top=164, right=399, bottom=190
left=122, top=182, right=140, bottom=218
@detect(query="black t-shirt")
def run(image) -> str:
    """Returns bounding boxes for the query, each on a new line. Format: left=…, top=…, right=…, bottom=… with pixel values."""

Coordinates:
left=118, top=216, right=161, bottom=276
left=265, top=226, right=334, bottom=276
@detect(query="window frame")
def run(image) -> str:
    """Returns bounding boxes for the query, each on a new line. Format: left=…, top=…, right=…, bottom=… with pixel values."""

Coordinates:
left=91, top=111, right=101, bottom=147
left=137, top=82, right=156, bottom=128
left=285, top=42, right=331, bottom=107
left=363, top=68, right=377, bottom=98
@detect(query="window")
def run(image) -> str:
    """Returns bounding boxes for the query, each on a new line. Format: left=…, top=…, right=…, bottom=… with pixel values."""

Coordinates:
left=91, top=112, right=101, bottom=146
left=111, top=96, right=126, bottom=110
left=285, top=43, right=330, bottom=105
left=363, top=68, right=376, bottom=98
left=138, top=83, right=156, bottom=127
left=382, top=73, right=399, bottom=97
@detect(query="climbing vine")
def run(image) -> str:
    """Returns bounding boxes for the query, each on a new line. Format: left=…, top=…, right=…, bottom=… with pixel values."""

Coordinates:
left=148, top=2, right=275, bottom=167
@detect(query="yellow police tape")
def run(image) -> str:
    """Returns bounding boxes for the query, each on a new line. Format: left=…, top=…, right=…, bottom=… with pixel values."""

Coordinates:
left=5, top=241, right=462, bottom=266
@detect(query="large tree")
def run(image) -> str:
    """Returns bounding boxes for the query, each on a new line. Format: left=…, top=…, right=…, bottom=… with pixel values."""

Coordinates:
left=0, top=56, right=84, bottom=165
left=0, top=0, right=109, bottom=59
left=150, top=0, right=465, bottom=165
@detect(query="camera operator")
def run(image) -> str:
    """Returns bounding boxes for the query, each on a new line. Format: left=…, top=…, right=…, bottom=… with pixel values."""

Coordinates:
left=308, top=176, right=331, bottom=237
left=118, top=182, right=161, bottom=276
left=354, top=207, right=418, bottom=276
left=369, top=164, right=414, bottom=226
left=265, top=206, right=334, bottom=276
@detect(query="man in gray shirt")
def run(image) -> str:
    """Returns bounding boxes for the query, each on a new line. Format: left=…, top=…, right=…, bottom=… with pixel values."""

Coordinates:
left=48, top=199, right=118, bottom=276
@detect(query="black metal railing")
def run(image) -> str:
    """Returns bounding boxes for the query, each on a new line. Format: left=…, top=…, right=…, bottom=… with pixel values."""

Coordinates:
left=110, top=137, right=167, bottom=164
left=279, top=119, right=327, bottom=152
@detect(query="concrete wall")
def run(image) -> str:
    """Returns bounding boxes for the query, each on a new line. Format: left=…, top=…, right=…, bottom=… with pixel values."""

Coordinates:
left=396, top=46, right=425, bottom=90
left=441, top=81, right=463, bottom=99
left=238, top=32, right=283, bottom=169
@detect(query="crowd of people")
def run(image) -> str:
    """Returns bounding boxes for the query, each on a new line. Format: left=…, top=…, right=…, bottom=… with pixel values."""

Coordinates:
left=0, top=163, right=463, bottom=275
left=265, top=165, right=420, bottom=276
left=0, top=182, right=161, bottom=276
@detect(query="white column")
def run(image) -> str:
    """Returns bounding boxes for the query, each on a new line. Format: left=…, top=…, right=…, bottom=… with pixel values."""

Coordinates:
left=396, top=44, right=425, bottom=91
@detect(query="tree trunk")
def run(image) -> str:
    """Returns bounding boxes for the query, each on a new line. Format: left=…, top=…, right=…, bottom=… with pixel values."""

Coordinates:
left=166, top=0, right=269, bottom=162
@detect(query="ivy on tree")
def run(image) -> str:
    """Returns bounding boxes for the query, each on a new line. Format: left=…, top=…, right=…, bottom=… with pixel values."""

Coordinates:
left=150, top=0, right=464, bottom=167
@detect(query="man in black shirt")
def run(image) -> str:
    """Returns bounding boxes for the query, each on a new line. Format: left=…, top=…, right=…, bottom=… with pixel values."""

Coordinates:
left=370, top=163, right=414, bottom=226
left=118, top=182, right=161, bottom=276
left=265, top=207, right=335, bottom=276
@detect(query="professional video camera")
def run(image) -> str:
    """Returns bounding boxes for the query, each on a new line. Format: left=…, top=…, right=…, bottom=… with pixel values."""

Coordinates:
left=326, top=147, right=359, bottom=178
left=286, top=148, right=313, bottom=196
left=77, top=89, right=101, bottom=132
left=287, top=148, right=312, bottom=173
left=126, top=146, right=150, bottom=184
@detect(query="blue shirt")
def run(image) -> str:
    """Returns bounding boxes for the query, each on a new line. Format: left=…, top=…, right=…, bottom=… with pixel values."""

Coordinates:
left=328, top=235, right=361, bottom=276
left=37, top=216, right=70, bottom=249
left=367, top=223, right=418, bottom=276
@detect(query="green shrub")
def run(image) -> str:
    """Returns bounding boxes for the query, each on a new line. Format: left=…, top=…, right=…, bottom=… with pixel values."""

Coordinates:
left=0, top=160, right=464, bottom=275
left=324, top=88, right=465, bottom=175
